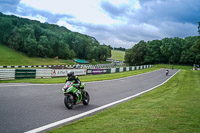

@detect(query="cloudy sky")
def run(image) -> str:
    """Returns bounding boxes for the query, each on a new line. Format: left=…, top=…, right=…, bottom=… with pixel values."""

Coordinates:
left=0, top=0, right=199, bottom=48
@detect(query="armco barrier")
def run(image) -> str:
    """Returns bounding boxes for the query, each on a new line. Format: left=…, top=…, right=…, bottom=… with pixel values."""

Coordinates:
left=0, top=63, right=123, bottom=69
left=123, top=67, right=126, bottom=72
left=0, top=65, right=153, bottom=80
left=36, top=69, right=52, bottom=78
left=127, top=67, right=130, bottom=71
left=0, top=69, right=15, bottom=80
left=106, top=69, right=111, bottom=74
left=111, top=68, right=116, bottom=73
left=119, top=67, right=123, bottom=72
left=15, top=69, right=36, bottom=79
left=116, top=68, right=120, bottom=72
left=129, top=67, right=132, bottom=71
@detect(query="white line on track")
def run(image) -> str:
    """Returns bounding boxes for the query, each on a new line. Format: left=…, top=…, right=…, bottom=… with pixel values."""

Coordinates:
left=25, top=69, right=180, bottom=133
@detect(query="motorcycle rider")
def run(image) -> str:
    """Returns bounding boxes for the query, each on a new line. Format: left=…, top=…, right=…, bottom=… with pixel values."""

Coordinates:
left=66, top=71, right=86, bottom=99
left=66, top=71, right=81, bottom=89
left=166, top=69, right=169, bottom=76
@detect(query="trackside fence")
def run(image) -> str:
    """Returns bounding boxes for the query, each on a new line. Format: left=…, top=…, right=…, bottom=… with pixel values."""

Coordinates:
left=0, top=63, right=123, bottom=69
left=36, top=69, right=52, bottom=78
left=15, top=69, right=36, bottom=79
left=0, top=69, right=15, bottom=80
left=0, top=65, right=152, bottom=80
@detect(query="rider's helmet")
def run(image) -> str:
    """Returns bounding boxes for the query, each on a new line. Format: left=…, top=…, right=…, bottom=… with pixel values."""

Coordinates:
left=67, top=71, right=74, bottom=78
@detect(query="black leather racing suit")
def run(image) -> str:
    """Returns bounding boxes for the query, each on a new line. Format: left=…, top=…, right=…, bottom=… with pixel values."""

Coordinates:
left=66, top=75, right=81, bottom=89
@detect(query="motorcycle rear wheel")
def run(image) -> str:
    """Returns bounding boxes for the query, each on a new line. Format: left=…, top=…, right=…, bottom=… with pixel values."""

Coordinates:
left=64, top=94, right=74, bottom=109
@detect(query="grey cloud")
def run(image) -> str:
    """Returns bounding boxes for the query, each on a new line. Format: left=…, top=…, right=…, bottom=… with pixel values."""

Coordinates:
left=136, top=0, right=200, bottom=24
left=100, top=1, right=129, bottom=19
left=159, top=21, right=197, bottom=37
left=0, top=0, right=73, bottom=23
left=0, top=0, right=20, bottom=12
left=0, top=0, right=19, bottom=5
left=99, top=0, right=200, bottom=47
left=78, top=22, right=162, bottom=48
left=15, top=4, right=74, bottom=23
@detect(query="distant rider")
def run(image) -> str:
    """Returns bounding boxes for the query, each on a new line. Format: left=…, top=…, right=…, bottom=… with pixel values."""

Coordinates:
left=166, top=69, right=169, bottom=76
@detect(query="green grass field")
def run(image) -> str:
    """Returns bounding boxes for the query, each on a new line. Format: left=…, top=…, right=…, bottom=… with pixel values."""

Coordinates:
left=47, top=69, right=200, bottom=133
left=0, top=45, right=75, bottom=66
left=154, top=64, right=193, bottom=70
left=0, top=45, right=126, bottom=66
left=110, top=50, right=125, bottom=61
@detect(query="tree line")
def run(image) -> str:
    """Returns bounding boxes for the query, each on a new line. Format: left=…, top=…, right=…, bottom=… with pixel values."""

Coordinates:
left=114, top=47, right=126, bottom=51
left=125, top=22, right=200, bottom=65
left=0, top=13, right=111, bottom=61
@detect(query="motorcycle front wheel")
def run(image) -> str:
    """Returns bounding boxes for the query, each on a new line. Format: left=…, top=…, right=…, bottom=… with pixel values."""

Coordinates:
left=83, top=91, right=90, bottom=105
left=64, top=94, right=74, bottom=109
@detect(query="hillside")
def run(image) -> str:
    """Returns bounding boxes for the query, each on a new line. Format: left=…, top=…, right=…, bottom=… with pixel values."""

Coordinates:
left=110, top=50, right=125, bottom=61
left=0, top=13, right=111, bottom=61
left=0, top=45, right=75, bottom=66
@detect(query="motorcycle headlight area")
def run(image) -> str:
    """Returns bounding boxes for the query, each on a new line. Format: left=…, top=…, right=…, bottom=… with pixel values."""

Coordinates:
left=62, top=88, right=66, bottom=92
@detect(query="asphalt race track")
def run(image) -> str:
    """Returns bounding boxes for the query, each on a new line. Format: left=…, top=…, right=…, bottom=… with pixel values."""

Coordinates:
left=0, top=69, right=179, bottom=133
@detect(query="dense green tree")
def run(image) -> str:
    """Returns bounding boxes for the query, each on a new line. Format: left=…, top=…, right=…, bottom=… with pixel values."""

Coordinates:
left=160, top=37, right=184, bottom=64
left=124, top=48, right=133, bottom=65
left=38, top=36, right=49, bottom=57
left=114, top=47, right=126, bottom=51
left=180, top=50, right=196, bottom=64
left=0, top=13, right=111, bottom=61
left=193, top=39, right=200, bottom=53
left=180, top=36, right=197, bottom=64
left=125, top=36, right=199, bottom=65
left=145, top=40, right=166, bottom=64
left=0, top=18, right=14, bottom=44
left=24, top=37, right=37, bottom=56
left=192, top=22, right=200, bottom=63
left=125, top=23, right=200, bottom=65
left=195, top=54, right=200, bottom=64
left=126, top=40, right=146, bottom=65
left=7, top=27, right=21, bottom=50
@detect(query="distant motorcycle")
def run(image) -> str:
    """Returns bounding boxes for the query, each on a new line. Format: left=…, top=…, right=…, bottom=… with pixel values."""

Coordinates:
left=62, top=81, right=90, bottom=109
left=166, top=70, right=169, bottom=76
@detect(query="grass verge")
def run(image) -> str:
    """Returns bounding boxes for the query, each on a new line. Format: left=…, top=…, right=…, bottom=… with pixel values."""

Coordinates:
left=0, top=45, right=75, bottom=66
left=154, top=64, right=192, bottom=70
left=110, top=50, right=125, bottom=61
left=47, top=69, right=200, bottom=133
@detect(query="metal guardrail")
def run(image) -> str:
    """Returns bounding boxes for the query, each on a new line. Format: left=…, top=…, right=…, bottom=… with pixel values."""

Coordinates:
left=0, top=69, right=15, bottom=80
left=0, top=65, right=152, bottom=80
left=0, top=63, right=124, bottom=69
left=15, top=69, right=36, bottom=79
left=36, top=69, right=52, bottom=78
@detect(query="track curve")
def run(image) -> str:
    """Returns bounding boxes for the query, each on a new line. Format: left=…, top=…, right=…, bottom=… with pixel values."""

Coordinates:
left=0, top=69, right=178, bottom=133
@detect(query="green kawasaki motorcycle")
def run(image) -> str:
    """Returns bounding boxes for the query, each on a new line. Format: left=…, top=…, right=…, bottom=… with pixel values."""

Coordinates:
left=62, top=81, right=90, bottom=109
